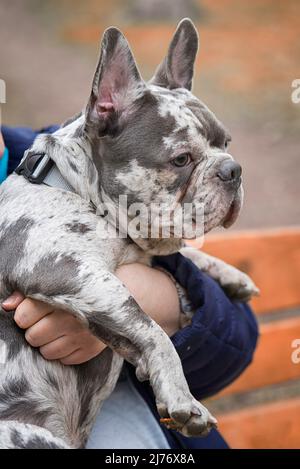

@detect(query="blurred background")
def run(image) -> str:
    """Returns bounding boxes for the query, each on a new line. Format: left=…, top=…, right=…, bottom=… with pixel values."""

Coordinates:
left=0, top=0, right=299, bottom=230
left=1, top=0, right=300, bottom=449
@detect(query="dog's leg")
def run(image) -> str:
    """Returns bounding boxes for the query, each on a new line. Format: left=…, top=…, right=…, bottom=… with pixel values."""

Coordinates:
left=0, top=306, right=123, bottom=448
left=36, top=270, right=217, bottom=438
left=180, top=246, right=259, bottom=301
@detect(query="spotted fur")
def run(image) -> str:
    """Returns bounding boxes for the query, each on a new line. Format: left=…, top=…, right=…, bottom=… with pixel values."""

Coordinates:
left=0, top=19, right=257, bottom=448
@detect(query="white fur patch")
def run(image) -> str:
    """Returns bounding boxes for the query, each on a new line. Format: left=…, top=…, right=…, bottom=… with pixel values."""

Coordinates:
left=149, top=85, right=202, bottom=152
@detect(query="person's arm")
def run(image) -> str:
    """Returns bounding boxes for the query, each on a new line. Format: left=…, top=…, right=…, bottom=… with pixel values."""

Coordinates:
left=153, top=253, right=259, bottom=400
left=2, top=263, right=181, bottom=365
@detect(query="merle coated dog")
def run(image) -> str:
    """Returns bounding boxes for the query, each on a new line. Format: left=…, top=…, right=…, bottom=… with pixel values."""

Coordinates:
left=0, top=19, right=258, bottom=448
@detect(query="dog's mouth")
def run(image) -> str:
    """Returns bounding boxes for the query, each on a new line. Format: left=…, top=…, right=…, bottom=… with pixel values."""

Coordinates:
left=222, top=189, right=243, bottom=228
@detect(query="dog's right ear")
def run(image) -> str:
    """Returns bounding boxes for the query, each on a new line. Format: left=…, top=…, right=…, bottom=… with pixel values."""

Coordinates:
left=85, top=27, right=144, bottom=136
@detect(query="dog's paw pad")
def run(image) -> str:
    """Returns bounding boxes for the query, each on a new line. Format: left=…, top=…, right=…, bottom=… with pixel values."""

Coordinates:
left=223, top=273, right=260, bottom=302
left=181, top=415, right=216, bottom=437
left=158, top=401, right=217, bottom=437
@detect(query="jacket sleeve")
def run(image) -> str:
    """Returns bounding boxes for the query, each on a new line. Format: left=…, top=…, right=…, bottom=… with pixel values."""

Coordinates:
left=153, top=253, right=259, bottom=400
left=1, top=125, right=59, bottom=174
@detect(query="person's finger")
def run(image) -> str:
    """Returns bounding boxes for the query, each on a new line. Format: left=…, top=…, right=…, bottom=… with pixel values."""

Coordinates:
left=60, top=341, right=105, bottom=365
left=2, top=292, right=25, bottom=311
left=14, top=298, right=54, bottom=329
left=40, top=332, right=104, bottom=363
left=25, top=310, right=85, bottom=347
left=39, top=336, right=80, bottom=360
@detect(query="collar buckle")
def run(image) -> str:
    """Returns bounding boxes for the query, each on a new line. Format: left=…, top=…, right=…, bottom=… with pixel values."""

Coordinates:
left=15, top=151, right=54, bottom=184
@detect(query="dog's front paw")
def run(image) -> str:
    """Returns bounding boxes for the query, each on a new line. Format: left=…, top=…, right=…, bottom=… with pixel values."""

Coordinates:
left=220, top=268, right=259, bottom=302
left=157, top=398, right=217, bottom=437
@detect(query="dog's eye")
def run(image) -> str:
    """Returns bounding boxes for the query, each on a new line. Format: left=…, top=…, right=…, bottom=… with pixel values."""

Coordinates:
left=171, top=153, right=192, bottom=168
left=224, top=138, right=231, bottom=150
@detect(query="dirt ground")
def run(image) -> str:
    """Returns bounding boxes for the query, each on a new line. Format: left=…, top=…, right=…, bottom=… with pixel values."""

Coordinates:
left=1, top=0, right=299, bottom=231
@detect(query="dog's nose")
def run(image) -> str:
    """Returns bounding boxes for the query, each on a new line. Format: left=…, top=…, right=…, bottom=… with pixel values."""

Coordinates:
left=217, top=160, right=242, bottom=183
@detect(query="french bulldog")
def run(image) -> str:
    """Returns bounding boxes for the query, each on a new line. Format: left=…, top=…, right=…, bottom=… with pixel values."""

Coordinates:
left=0, top=19, right=258, bottom=448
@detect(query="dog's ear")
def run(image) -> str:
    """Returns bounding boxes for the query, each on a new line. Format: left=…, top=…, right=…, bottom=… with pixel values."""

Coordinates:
left=85, top=27, right=144, bottom=136
left=149, top=18, right=198, bottom=91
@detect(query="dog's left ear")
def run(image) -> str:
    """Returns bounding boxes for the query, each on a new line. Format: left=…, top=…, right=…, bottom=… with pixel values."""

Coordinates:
left=85, top=27, right=144, bottom=136
left=149, top=18, right=198, bottom=91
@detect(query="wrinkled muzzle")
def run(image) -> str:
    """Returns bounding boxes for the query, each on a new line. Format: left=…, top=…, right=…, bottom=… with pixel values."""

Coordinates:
left=182, top=155, right=243, bottom=235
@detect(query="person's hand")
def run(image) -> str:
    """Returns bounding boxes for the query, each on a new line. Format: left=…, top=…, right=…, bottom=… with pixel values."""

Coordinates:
left=2, top=292, right=106, bottom=365
left=1, top=264, right=180, bottom=365
left=0, top=131, right=4, bottom=158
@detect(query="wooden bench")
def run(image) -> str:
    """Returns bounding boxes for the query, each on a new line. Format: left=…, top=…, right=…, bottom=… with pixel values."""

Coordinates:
left=191, top=228, right=300, bottom=448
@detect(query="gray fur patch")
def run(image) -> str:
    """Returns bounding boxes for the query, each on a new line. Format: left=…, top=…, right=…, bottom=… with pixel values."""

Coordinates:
left=24, top=253, right=81, bottom=297
left=11, top=429, right=65, bottom=449
left=0, top=422, right=69, bottom=449
left=75, top=347, right=114, bottom=428
left=65, top=222, right=92, bottom=234
left=0, top=309, right=26, bottom=360
left=0, top=217, right=35, bottom=293
left=69, top=160, right=79, bottom=174
left=0, top=375, right=51, bottom=426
